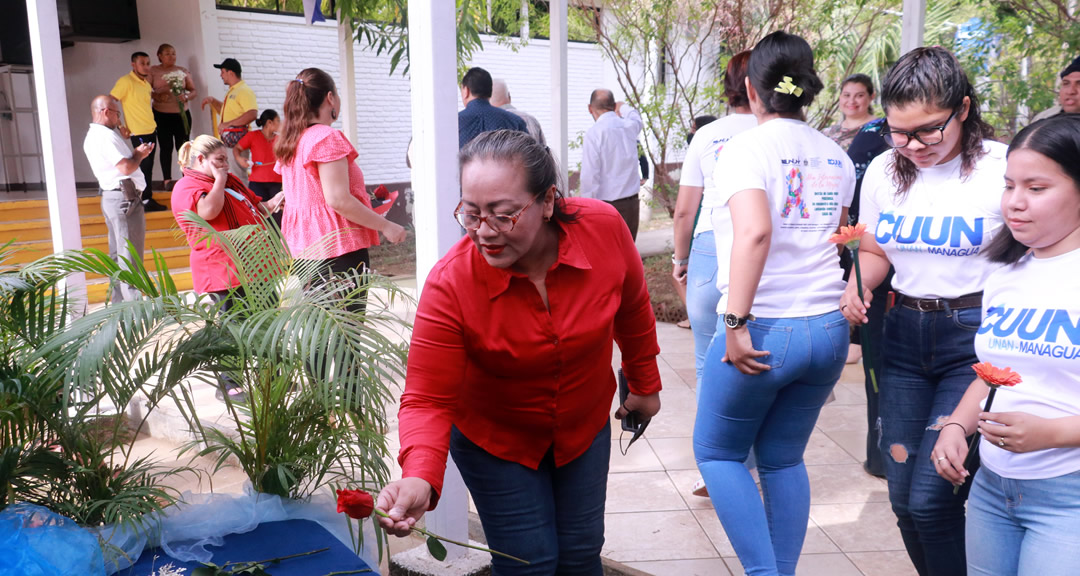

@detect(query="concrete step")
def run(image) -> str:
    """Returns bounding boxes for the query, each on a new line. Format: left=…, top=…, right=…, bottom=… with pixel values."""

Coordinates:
left=1, top=192, right=174, bottom=221
left=0, top=211, right=181, bottom=243
left=85, top=268, right=194, bottom=303
left=6, top=229, right=188, bottom=265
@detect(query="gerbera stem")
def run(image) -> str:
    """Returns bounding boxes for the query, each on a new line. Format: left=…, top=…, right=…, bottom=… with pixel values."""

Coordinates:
left=373, top=510, right=530, bottom=564
left=851, top=247, right=878, bottom=393
left=954, top=386, right=998, bottom=495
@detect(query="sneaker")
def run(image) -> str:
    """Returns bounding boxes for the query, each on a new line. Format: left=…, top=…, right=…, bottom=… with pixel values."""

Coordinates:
left=691, top=478, right=709, bottom=497
left=215, top=384, right=248, bottom=404
left=143, top=198, right=168, bottom=212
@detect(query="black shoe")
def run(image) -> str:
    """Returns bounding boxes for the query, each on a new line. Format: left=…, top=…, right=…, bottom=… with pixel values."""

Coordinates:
left=143, top=198, right=168, bottom=212
left=215, top=384, right=248, bottom=404
left=163, top=179, right=177, bottom=191
left=863, top=460, right=886, bottom=479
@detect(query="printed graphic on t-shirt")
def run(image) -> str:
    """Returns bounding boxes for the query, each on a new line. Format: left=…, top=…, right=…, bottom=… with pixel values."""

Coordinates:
left=712, top=137, right=733, bottom=160
left=874, top=213, right=984, bottom=257
left=980, top=304, right=1080, bottom=361
left=776, top=157, right=844, bottom=230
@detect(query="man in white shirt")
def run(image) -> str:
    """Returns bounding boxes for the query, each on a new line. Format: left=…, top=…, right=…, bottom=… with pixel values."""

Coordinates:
left=1031, top=55, right=1080, bottom=121
left=490, top=79, right=546, bottom=146
left=580, top=89, right=644, bottom=239
left=83, top=94, right=155, bottom=302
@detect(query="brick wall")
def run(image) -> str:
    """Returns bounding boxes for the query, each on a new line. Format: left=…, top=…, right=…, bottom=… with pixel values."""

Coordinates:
left=216, top=10, right=607, bottom=186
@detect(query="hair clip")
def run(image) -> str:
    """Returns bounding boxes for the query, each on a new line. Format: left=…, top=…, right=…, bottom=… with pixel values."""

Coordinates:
left=293, top=78, right=304, bottom=85
left=774, top=76, right=803, bottom=97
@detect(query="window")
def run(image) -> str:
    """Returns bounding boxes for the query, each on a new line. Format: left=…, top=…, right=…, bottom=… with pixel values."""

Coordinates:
left=216, top=0, right=334, bottom=17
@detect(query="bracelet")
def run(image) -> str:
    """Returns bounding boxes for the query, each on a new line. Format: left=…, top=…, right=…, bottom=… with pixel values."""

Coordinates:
left=942, top=422, right=968, bottom=435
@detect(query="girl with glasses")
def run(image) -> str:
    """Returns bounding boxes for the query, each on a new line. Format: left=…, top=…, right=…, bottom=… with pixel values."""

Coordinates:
left=839, top=46, right=1007, bottom=575
left=376, top=129, right=662, bottom=575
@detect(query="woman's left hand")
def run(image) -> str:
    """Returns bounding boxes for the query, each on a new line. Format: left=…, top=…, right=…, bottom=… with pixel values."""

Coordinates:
left=723, top=327, right=770, bottom=375
left=979, top=411, right=1059, bottom=453
left=615, top=391, right=660, bottom=422
left=270, top=191, right=286, bottom=213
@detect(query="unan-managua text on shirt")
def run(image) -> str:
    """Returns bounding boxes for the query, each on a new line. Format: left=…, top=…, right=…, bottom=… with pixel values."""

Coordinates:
left=712, top=118, right=856, bottom=318
left=858, top=141, right=1008, bottom=299
left=976, top=247, right=1080, bottom=480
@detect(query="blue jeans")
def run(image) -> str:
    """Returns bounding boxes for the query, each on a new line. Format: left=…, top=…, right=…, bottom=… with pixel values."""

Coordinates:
left=967, top=467, right=1080, bottom=576
left=450, top=422, right=610, bottom=576
left=879, top=303, right=982, bottom=576
left=694, top=311, right=848, bottom=576
left=686, top=230, right=721, bottom=388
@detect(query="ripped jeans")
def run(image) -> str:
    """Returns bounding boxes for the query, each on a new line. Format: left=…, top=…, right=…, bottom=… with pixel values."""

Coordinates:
left=879, top=303, right=982, bottom=576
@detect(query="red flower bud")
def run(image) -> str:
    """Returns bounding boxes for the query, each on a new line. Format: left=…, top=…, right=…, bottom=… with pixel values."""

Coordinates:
left=373, top=184, right=390, bottom=201
left=336, top=489, right=375, bottom=519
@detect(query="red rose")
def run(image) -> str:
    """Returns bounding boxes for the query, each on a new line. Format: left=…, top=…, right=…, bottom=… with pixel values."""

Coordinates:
left=336, top=489, right=375, bottom=519
left=373, top=184, right=390, bottom=201
left=972, top=362, right=1022, bottom=387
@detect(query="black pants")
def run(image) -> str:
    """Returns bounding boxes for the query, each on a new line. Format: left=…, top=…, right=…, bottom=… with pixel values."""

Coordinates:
left=607, top=194, right=640, bottom=241
left=248, top=181, right=283, bottom=229
left=130, top=133, right=156, bottom=201
left=154, top=109, right=191, bottom=181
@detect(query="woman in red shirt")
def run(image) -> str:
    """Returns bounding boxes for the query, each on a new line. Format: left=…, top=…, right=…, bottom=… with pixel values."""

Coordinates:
left=376, top=130, right=662, bottom=574
left=234, top=109, right=283, bottom=214
left=274, top=68, right=405, bottom=303
left=172, top=135, right=284, bottom=402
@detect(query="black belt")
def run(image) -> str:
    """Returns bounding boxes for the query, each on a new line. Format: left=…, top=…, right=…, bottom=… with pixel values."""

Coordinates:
left=897, top=292, right=982, bottom=312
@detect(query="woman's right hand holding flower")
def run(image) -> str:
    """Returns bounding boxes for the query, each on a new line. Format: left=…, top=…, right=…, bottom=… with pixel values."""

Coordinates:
left=376, top=477, right=434, bottom=537
left=932, top=424, right=970, bottom=487
left=840, top=280, right=872, bottom=325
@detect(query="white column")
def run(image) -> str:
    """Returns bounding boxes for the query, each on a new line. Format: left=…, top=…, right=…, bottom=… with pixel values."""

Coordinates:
left=26, top=0, right=85, bottom=303
left=337, top=17, right=358, bottom=144
left=407, top=0, right=469, bottom=560
left=900, top=0, right=927, bottom=55
left=549, top=0, right=569, bottom=186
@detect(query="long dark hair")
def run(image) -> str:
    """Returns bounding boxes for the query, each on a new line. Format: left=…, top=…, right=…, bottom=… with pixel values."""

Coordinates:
left=880, top=47, right=995, bottom=197
left=275, top=68, right=336, bottom=164
left=985, top=114, right=1080, bottom=264
left=459, top=130, right=578, bottom=224
left=746, top=32, right=824, bottom=115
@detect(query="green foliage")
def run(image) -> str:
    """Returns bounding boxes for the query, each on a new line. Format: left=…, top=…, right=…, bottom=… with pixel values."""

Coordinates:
left=0, top=241, right=185, bottom=535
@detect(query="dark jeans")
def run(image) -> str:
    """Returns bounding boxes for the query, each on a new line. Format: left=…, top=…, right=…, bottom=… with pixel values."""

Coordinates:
left=130, top=133, right=157, bottom=201
left=606, top=194, right=639, bottom=241
left=450, top=422, right=609, bottom=576
left=248, top=181, right=283, bottom=228
left=863, top=269, right=893, bottom=477
left=154, top=109, right=191, bottom=181
left=880, top=301, right=982, bottom=576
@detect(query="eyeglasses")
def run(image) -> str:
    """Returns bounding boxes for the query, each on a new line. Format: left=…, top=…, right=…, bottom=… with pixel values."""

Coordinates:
left=881, top=109, right=958, bottom=149
left=454, top=194, right=540, bottom=233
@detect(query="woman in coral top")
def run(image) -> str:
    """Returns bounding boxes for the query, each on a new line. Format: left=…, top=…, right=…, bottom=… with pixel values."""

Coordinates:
left=375, top=130, right=662, bottom=575
left=274, top=68, right=405, bottom=294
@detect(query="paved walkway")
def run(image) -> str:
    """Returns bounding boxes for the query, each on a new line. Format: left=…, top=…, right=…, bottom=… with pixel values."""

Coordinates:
left=129, top=226, right=917, bottom=576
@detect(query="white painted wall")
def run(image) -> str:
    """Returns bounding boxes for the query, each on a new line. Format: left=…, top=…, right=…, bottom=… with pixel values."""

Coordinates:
left=61, top=0, right=213, bottom=184
left=57, top=5, right=613, bottom=186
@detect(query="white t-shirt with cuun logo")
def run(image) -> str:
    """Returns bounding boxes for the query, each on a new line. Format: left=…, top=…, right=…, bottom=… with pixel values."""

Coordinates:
left=712, top=118, right=855, bottom=318
left=858, top=141, right=1008, bottom=299
left=975, top=247, right=1080, bottom=480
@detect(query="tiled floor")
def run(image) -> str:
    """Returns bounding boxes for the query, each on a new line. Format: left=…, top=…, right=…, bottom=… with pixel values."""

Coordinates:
left=131, top=278, right=917, bottom=576
left=609, top=323, right=917, bottom=576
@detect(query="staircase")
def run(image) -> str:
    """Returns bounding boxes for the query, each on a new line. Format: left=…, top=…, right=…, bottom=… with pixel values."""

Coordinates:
left=0, top=192, right=193, bottom=303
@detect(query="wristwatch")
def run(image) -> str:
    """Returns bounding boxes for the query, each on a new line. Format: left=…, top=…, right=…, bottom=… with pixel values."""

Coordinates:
left=672, top=254, right=689, bottom=266
left=723, top=312, right=755, bottom=329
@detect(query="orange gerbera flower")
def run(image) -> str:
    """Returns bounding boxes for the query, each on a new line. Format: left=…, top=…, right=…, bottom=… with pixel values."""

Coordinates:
left=972, top=362, right=1022, bottom=387
left=828, top=223, right=867, bottom=250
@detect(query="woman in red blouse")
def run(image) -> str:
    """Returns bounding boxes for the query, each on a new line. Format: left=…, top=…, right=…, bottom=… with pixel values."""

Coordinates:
left=274, top=68, right=405, bottom=301
left=376, top=130, right=662, bottom=574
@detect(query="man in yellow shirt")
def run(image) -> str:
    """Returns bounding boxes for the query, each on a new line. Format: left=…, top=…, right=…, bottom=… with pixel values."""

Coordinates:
left=111, top=51, right=167, bottom=212
left=201, top=58, right=257, bottom=183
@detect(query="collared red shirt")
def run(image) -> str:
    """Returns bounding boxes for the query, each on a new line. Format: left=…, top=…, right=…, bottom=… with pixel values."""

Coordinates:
left=110, top=71, right=156, bottom=135
left=579, top=107, right=643, bottom=202
left=457, top=98, right=528, bottom=149
left=83, top=123, right=145, bottom=192
left=221, top=80, right=258, bottom=126
left=398, top=198, right=662, bottom=500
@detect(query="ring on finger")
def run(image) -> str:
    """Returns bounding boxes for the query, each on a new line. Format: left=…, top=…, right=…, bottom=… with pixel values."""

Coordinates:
left=936, top=456, right=947, bottom=462
left=998, top=437, right=1006, bottom=447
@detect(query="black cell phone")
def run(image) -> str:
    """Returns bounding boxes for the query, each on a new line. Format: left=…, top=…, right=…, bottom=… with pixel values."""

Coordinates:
left=617, top=370, right=649, bottom=455
left=618, top=369, right=639, bottom=432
